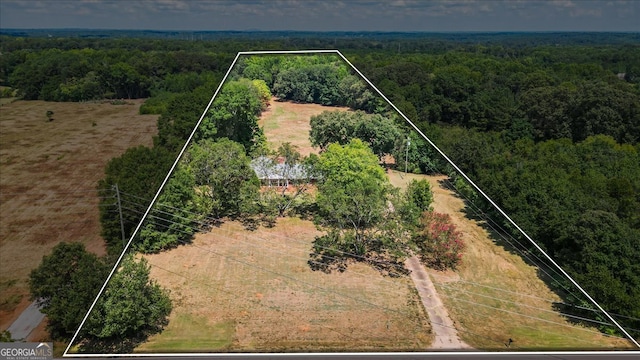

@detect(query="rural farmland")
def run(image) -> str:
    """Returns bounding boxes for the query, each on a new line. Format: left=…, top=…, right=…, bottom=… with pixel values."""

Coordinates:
left=0, top=99, right=158, bottom=336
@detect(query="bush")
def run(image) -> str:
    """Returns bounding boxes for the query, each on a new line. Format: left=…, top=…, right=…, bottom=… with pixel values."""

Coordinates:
left=413, top=211, right=465, bottom=270
left=139, top=92, right=179, bottom=115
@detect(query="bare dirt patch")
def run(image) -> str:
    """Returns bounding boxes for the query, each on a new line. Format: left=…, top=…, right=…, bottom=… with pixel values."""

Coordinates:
left=140, top=218, right=432, bottom=352
left=258, top=98, right=350, bottom=156
left=0, top=99, right=158, bottom=328
left=388, top=170, right=633, bottom=350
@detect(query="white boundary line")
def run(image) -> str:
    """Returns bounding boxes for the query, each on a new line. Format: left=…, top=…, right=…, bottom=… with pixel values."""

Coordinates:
left=334, top=50, right=640, bottom=348
left=64, top=49, right=639, bottom=357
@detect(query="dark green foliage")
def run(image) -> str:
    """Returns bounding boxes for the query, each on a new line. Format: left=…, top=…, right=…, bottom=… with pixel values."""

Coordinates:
left=82, top=255, right=171, bottom=353
left=309, top=110, right=402, bottom=158
left=438, top=128, right=640, bottom=334
left=313, top=139, right=392, bottom=258
left=199, top=79, right=264, bottom=152
left=97, top=146, right=174, bottom=255
left=0, top=330, right=12, bottom=342
left=137, top=165, right=198, bottom=253
left=392, top=132, right=439, bottom=174
left=183, top=138, right=260, bottom=219
left=29, top=243, right=109, bottom=340
left=154, top=86, right=213, bottom=153
left=237, top=54, right=382, bottom=112
left=361, top=48, right=640, bottom=143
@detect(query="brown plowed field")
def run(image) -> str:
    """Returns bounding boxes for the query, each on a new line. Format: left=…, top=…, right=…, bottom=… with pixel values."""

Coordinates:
left=0, top=99, right=158, bottom=329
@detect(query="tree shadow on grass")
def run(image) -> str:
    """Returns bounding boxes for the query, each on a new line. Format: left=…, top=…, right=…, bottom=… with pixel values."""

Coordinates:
left=307, top=234, right=409, bottom=277
left=436, top=177, right=629, bottom=339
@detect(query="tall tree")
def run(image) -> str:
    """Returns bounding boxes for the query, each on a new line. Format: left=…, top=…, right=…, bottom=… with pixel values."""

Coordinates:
left=98, top=146, right=174, bottom=255
left=315, top=139, right=390, bottom=255
left=183, top=138, right=260, bottom=219
left=137, top=165, right=198, bottom=253
left=29, top=243, right=109, bottom=340
left=82, top=255, right=171, bottom=353
left=199, top=80, right=264, bottom=152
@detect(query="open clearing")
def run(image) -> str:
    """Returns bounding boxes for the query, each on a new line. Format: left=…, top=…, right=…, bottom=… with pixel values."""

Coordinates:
left=388, top=170, right=633, bottom=350
left=139, top=218, right=431, bottom=352
left=0, top=99, right=158, bottom=331
left=258, top=97, right=350, bottom=157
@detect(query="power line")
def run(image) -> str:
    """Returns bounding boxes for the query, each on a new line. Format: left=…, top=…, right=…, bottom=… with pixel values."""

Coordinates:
left=116, top=195, right=632, bottom=336
left=120, top=206, right=626, bottom=347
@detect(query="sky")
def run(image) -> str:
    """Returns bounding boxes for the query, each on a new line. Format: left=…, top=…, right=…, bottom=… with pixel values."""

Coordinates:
left=1, top=0, right=638, bottom=32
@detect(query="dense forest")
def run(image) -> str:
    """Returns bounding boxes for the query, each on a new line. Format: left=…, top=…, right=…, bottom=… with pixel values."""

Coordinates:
left=1, top=32, right=638, bottom=344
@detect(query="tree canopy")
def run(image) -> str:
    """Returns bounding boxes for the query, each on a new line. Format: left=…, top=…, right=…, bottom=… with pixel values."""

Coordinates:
left=82, top=255, right=172, bottom=353
left=29, top=243, right=110, bottom=340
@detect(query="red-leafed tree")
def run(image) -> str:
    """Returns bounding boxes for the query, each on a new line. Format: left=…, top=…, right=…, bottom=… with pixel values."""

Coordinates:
left=413, top=211, right=465, bottom=270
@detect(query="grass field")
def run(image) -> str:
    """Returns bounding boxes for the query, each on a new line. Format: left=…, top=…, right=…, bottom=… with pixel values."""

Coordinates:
left=258, top=97, right=350, bottom=156
left=68, top=97, right=634, bottom=352
left=0, top=99, right=158, bottom=331
left=137, top=219, right=431, bottom=352
left=388, top=170, right=633, bottom=350
left=136, top=99, right=634, bottom=352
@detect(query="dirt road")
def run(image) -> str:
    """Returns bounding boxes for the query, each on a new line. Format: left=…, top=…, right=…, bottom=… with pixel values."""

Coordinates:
left=405, top=255, right=471, bottom=350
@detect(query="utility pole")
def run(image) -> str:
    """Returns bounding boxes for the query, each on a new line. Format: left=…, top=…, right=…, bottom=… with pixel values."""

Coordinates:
left=114, top=184, right=126, bottom=248
left=405, top=137, right=411, bottom=175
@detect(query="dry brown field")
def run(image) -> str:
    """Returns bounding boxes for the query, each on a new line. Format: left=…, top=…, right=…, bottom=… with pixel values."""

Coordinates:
left=137, top=219, right=432, bottom=352
left=134, top=99, right=634, bottom=351
left=65, top=98, right=634, bottom=352
left=258, top=97, right=350, bottom=157
left=0, top=99, right=158, bottom=330
left=129, top=100, right=432, bottom=352
left=388, top=170, right=633, bottom=350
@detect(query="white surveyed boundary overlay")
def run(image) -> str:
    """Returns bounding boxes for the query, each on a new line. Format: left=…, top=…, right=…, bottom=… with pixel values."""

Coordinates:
left=64, top=49, right=640, bottom=357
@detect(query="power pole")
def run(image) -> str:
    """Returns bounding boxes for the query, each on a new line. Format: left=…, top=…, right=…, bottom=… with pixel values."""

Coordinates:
left=114, top=184, right=126, bottom=248
left=405, top=137, right=411, bottom=175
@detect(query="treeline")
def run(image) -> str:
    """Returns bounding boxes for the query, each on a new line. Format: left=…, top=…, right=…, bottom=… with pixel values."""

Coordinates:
left=429, top=129, right=640, bottom=335
left=1, top=46, right=231, bottom=101
left=352, top=48, right=640, bottom=144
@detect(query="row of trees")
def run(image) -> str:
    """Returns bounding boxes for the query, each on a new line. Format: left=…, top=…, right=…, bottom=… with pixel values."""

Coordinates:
left=234, top=54, right=387, bottom=113
left=2, top=47, right=232, bottom=101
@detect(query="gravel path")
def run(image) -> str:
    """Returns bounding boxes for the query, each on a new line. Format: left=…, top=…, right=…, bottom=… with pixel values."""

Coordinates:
left=405, top=255, right=472, bottom=350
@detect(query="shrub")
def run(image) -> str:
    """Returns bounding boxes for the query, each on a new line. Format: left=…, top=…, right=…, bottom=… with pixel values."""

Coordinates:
left=413, top=211, right=465, bottom=270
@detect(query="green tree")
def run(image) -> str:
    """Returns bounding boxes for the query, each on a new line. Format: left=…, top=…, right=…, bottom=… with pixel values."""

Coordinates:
left=155, top=84, right=218, bottom=153
left=98, top=146, right=173, bottom=255
left=199, top=80, right=264, bottom=152
left=391, top=132, right=439, bottom=174
left=137, top=165, right=198, bottom=253
left=310, top=110, right=402, bottom=159
left=83, top=255, right=171, bottom=353
left=183, top=138, right=260, bottom=218
left=314, top=139, right=390, bottom=255
left=29, top=243, right=109, bottom=340
left=400, top=179, right=434, bottom=227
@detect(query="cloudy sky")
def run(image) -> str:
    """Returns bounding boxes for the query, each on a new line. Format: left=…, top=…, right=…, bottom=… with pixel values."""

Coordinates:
left=1, top=0, right=638, bottom=32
